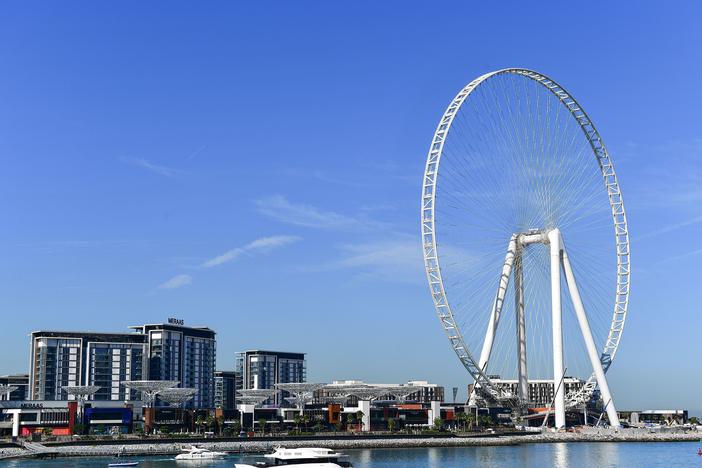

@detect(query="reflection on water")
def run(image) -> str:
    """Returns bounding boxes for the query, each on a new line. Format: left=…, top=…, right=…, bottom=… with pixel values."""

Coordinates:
left=346, top=442, right=696, bottom=468
left=1, top=442, right=697, bottom=468
left=553, top=442, right=568, bottom=468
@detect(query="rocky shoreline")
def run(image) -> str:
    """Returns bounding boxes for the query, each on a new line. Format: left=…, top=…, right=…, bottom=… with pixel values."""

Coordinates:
left=1, top=430, right=699, bottom=460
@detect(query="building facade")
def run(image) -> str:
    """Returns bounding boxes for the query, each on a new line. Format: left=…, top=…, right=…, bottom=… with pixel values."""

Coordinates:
left=29, top=322, right=217, bottom=408
left=214, top=371, right=237, bottom=411
left=468, top=377, right=586, bottom=407
left=0, top=374, right=29, bottom=401
left=130, top=322, right=216, bottom=409
left=29, top=331, right=145, bottom=401
left=235, top=350, right=306, bottom=406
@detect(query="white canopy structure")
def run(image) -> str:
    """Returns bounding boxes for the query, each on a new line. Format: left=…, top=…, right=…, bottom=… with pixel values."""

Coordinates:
left=62, top=385, right=100, bottom=425
left=158, top=388, right=197, bottom=407
left=121, top=380, right=179, bottom=407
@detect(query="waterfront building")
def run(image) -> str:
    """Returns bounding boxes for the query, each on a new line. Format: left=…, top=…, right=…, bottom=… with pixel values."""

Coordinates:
left=0, top=400, right=141, bottom=438
left=29, top=321, right=217, bottom=408
left=29, top=331, right=145, bottom=401
left=214, top=370, right=237, bottom=411
left=618, top=409, right=689, bottom=426
left=468, top=376, right=586, bottom=407
left=316, top=380, right=444, bottom=406
left=235, top=350, right=306, bottom=405
left=129, top=322, right=216, bottom=409
left=0, top=374, right=29, bottom=401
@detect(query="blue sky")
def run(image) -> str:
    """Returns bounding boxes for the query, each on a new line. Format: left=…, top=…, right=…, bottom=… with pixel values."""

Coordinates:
left=0, top=2, right=700, bottom=414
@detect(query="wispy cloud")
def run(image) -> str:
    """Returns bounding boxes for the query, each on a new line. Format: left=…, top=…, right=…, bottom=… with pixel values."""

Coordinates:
left=617, top=139, right=702, bottom=207
left=301, top=236, right=424, bottom=284
left=635, top=214, right=702, bottom=241
left=254, top=195, right=388, bottom=231
left=158, top=274, right=192, bottom=290
left=658, top=248, right=702, bottom=265
left=186, top=145, right=207, bottom=160
left=122, top=157, right=182, bottom=177
left=203, top=235, right=301, bottom=268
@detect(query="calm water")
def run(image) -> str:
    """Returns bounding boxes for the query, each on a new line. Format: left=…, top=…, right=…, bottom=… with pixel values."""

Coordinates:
left=1, top=443, right=701, bottom=467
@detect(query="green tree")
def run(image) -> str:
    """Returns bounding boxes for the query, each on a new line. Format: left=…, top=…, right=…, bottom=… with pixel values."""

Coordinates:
left=355, top=411, right=365, bottom=431
left=689, top=416, right=700, bottom=425
left=217, top=415, right=225, bottom=435
left=206, top=415, right=216, bottom=432
left=454, top=412, right=466, bottom=432
left=195, top=415, right=205, bottom=434
left=479, top=415, right=493, bottom=428
left=42, top=427, right=53, bottom=437
left=346, top=413, right=356, bottom=431
left=387, top=418, right=396, bottom=432
left=72, top=423, right=85, bottom=435
left=258, top=418, right=267, bottom=436
left=433, top=417, right=443, bottom=431
left=293, top=413, right=302, bottom=434
left=231, top=421, right=242, bottom=434
left=314, top=419, right=324, bottom=433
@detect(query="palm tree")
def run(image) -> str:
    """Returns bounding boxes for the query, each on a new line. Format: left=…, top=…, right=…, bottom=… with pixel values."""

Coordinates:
left=346, top=413, right=355, bottom=431
left=258, top=418, right=267, bottom=436
left=293, top=413, right=302, bottom=434
left=453, top=412, right=465, bottom=431
left=206, top=415, right=216, bottom=433
left=301, top=413, right=310, bottom=432
left=216, top=415, right=225, bottom=435
left=466, top=412, right=476, bottom=430
left=387, top=418, right=396, bottom=432
left=195, top=415, right=205, bottom=434
left=355, top=410, right=365, bottom=431
left=314, top=419, right=324, bottom=433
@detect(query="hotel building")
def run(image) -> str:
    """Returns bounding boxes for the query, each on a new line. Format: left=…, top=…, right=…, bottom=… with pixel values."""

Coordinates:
left=29, top=331, right=145, bottom=402
left=235, top=350, right=306, bottom=405
left=129, top=322, right=216, bottom=409
left=29, top=321, right=216, bottom=408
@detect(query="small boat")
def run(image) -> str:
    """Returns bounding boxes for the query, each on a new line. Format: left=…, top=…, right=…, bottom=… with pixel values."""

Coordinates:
left=175, top=445, right=227, bottom=460
left=234, top=447, right=352, bottom=468
left=108, top=463, right=139, bottom=467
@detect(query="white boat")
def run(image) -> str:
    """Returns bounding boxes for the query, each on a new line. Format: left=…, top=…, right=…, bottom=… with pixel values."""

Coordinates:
left=175, top=445, right=228, bottom=460
left=234, top=447, right=353, bottom=468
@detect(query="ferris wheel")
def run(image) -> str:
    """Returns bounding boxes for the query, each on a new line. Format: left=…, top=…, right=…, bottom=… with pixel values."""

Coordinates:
left=421, top=69, right=629, bottom=428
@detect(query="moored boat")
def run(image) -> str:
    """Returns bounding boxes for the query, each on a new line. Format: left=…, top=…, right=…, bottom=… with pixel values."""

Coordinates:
left=234, top=447, right=352, bottom=467
left=174, top=445, right=227, bottom=460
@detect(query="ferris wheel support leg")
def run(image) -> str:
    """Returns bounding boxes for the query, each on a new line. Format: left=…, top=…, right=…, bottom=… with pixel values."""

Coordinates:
left=560, top=235, right=621, bottom=428
left=548, top=229, right=566, bottom=430
left=514, top=249, right=529, bottom=403
left=478, top=235, right=518, bottom=373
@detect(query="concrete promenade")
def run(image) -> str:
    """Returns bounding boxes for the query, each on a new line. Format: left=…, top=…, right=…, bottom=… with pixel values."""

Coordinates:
left=1, top=428, right=700, bottom=460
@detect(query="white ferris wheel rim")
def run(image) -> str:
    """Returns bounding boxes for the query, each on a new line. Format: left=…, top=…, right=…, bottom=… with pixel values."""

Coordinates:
left=421, top=68, right=630, bottom=403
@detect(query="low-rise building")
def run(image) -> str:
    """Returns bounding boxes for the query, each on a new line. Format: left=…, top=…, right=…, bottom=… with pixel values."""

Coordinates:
left=618, top=409, right=689, bottom=426
left=468, top=376, right=586, bottom=407
left=0, top=374, right=29, bottom=401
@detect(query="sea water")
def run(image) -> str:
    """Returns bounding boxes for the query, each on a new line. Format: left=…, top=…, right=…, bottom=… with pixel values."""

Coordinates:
left=1, top=442, right=700, bottom=467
